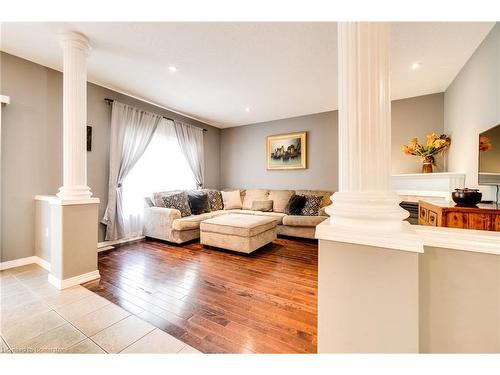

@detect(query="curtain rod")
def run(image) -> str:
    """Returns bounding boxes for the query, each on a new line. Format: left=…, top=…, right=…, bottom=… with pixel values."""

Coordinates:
left=104, top=98, right=207, bottom=132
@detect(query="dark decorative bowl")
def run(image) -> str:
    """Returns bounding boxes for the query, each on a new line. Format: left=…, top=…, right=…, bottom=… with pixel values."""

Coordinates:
left=452, top=188, right=482, bottom=206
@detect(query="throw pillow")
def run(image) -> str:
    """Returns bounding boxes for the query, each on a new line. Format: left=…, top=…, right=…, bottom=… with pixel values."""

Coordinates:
left=153, top=190, right=182, bottom=207
left=187, top=191, right=211, bottom=215
left=242, top=189, right=269, bottom=210
left=268, top=190, right=294, bottom=213
left=161, top=192, right=192, bottom=217
left=205, top=189, right=224, bottom=211
left=221, top=190, right=242, bottom=210
left=301, top=195, right=323, bottom=216
left=284, top=195, right=307, bottom=215
left=251, top=200, right=273, bottom=212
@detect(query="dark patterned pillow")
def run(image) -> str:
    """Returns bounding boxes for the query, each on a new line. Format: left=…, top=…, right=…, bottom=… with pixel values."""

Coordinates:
left=300, top=195, right=322, bottom=216
left=187, top=191, right=211, bottom=215
left=284, top=195, right=306, bottom=215
left=205, top=189, right=224, bottom=211
left=161, top=192, right=191, bottom=217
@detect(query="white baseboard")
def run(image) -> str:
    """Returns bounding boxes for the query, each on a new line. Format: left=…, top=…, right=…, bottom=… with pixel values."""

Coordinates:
left=97, top=236, right=144, bottom=252
left=48, top=270, right=100, bottom=290
left=98, top=245, right=115, bottom=252
left=0, top=256, right=51, bottom=271
left=36, top=257, right=52, bottom=272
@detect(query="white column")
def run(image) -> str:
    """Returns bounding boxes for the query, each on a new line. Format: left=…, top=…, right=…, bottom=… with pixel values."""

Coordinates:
left=321, top=22, right=422, bottom=252
left=57, top=31, right=92, bottom=200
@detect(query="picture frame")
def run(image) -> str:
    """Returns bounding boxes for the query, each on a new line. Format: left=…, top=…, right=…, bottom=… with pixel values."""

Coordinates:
left=266, top=131, right=307, bottom=170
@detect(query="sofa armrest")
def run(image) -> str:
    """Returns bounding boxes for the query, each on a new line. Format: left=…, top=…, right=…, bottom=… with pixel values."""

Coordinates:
left=143, top=206, right=182, bottom=240
left=319, top=206, right=330, bottom=217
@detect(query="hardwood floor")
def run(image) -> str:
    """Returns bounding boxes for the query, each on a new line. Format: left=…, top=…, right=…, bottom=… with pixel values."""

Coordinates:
left=83, top=237, right=318, bottom=353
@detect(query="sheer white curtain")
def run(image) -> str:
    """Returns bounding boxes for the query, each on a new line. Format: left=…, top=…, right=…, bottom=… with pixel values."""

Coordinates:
left=174, top=121, right=205, bottom=188
left=120, top=120, right=197, bottom=237
left=103, top=101, right=162, bottom=241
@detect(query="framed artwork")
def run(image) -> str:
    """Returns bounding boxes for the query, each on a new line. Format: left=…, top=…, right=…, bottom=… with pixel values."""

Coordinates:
left=87, top=125, right=92, bottom=151
left=266, top=131, right=307, bottom=170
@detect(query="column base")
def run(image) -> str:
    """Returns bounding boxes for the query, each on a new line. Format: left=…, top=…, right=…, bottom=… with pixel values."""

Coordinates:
left=320, top=191, right=424, bottom=252
left=56, top=185, right=93, bottom=200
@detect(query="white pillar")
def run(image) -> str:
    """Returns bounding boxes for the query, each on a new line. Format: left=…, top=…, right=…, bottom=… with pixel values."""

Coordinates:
left=316, top=23, right=422, bottom=353
left=44, top=31, right=100, bottom=290
left=57, top=31, right=92, bottom=200
left=322, top=22, right=422, bottom=252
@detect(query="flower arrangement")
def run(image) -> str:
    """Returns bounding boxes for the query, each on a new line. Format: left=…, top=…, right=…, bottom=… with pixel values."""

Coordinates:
left=401, top=133, right=451, bottom=173
left=479, top=134, right=492, bottom=152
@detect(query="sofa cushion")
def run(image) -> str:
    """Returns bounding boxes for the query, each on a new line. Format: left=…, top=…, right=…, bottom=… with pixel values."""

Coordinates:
left=242, top=189, right=269, bottom=210
left=187, top=191, right=211, bottom=215
left=204, top=189, right=224, bottom=211
left=221, top=190, right=242, bottom=210
left=162, top=192, right=192, bottom=217
left=200, top=214, right=277, bottom=237
left=251, top=200, right=273, bottom=212
left=295, top=190, right=332, bottom=208
left=268, top=190, right=294, bottom=213
left=282, top=215, right=328, bottom=227
left=300, top=195, right=322, bottom=216
left=172, top=212, right=214, bottom=231
left=153, top=190, right=182, bottom=207
left=284, top=195, right=306, bottom=215
left=318, top=206, right=330, bottom=217
left=223, top=209, right=286, bottom=224
left=250, top=211, right=286, bottom=224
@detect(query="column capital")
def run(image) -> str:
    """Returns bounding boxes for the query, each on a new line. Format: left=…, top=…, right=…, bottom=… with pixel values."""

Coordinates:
left=59, top=31, right=91, bottom=54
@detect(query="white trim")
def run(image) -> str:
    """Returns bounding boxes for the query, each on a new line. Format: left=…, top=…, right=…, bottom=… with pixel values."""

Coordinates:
left=35, top=195, right=100, bottom=206
left=35, top=195, right=58, bottom=202
left=415, top=226, right=500, bottom=256
left=48, top=270, right=100, bottom=290
left=316, top=221, right=500, bottom=256
left=98, top=236, right=144, bottom=250
left=0, top=95, right=10, bottom=105
left=98, top=245, right=115, bottom=252
left=315, top=220, right=424, bottom=253
left=36, top=257, right=51, bottom=271
left=395, top=190, right=453, bottom=198
left=0, top=256, right=37, bottom=271
left=392, top=172, right=467, bottom=179
left=0, top=256, right=51, bottom=271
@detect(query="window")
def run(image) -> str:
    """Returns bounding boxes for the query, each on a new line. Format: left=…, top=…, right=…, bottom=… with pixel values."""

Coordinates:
left=121, top=120, right=197, bottom=236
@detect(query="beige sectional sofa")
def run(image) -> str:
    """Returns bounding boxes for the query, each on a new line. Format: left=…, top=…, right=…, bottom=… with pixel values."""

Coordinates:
left=143, top=189, right=332, bottom=244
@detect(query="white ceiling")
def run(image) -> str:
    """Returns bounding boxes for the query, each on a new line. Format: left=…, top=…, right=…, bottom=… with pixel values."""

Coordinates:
left=0, top=22, right=495, bottom=128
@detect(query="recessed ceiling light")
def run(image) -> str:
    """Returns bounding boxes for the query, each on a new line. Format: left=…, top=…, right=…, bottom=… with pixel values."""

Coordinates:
left=168, top=65, right=177, bottom=73
left=411, top=62, right=421, bottom=70
left=244, top=107, right=250, bottom=112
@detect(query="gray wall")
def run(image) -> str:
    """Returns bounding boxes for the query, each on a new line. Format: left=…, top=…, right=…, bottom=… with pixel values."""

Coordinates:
left=220, top=111, right=338, bottom=191
left=221, top=93, right=444, bottom=191
left=419, top=246, right=500, bottom=353
left=444, top=23, right=499, bottom=200
left=392, top=93, right=445, bottom=173
left=1, top=52, right=220, bottom=262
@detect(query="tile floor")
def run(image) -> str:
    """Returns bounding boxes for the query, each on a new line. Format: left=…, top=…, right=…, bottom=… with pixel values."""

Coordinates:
left=0, top=264, right=201, bottom=354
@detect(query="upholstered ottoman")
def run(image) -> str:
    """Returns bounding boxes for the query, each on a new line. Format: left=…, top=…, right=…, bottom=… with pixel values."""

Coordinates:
left=200, top=214, right=277, bottom=253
